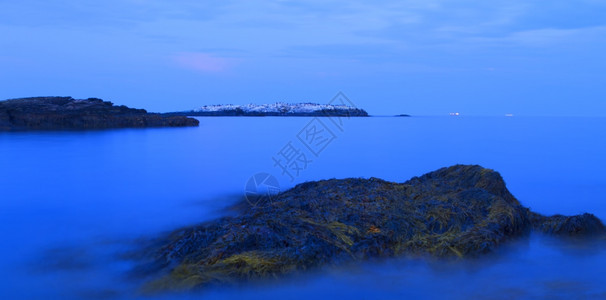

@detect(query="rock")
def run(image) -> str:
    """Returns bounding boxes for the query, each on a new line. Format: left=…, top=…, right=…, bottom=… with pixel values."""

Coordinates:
left=0, top=97, right=199, bottom=131
left=135, top=165, right=605, bottom=291
left=530, top=212, right=606, bottom=236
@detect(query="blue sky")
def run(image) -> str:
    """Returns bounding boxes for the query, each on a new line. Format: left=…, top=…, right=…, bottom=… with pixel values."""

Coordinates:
left=1, top=0, right=605, bottom=116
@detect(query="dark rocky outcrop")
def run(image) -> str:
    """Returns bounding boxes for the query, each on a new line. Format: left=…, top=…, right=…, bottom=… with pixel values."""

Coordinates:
left=0, top=97, right=199, bottom=131
left=135, top=165, right=605, bottom=291
left=530, top=212, right=605, bottom=236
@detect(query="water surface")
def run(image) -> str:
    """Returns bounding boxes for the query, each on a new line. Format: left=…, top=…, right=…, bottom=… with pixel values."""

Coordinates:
left=1, top=116, right=605, bottom=299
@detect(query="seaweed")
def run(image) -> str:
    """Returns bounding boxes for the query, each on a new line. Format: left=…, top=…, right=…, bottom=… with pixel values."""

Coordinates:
left=134, top=165, right=605, bottom=292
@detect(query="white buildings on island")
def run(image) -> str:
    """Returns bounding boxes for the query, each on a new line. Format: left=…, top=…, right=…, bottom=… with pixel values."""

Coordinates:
left=192, top=103, right=356, bottom=114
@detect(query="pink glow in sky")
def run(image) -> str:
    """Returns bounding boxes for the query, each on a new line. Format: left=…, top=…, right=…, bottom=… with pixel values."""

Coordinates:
left=173, top=52, right=232, bottom=73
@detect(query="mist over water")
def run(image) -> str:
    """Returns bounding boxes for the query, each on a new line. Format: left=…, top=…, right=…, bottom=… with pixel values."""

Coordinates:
left=1, top=116, right=605, bottom=299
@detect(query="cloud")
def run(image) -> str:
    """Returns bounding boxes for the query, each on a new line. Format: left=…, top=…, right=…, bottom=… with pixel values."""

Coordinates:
left=462, top=26, right=606, bottom=49
left=172, top=52, right=234, bottom=73
left=507, top=26, right=606, bottom=46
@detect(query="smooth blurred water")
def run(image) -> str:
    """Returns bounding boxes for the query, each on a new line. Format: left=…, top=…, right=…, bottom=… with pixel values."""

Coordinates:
left=1, top=116, right=605, bottom=299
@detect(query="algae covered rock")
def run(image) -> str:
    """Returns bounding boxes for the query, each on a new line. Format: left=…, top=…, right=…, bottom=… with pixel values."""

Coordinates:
left=137, top=165, right=605, bottom=291
left=530, top=212, right=605, bottom=236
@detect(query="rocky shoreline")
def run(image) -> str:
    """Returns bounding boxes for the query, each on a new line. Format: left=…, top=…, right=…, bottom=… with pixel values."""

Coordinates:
left=0, top=97, right=199, bottom=131
left=133, top=165, right=605, bottom=292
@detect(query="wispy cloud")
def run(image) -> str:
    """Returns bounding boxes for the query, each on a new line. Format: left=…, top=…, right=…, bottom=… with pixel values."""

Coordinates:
left=463, top=26, right=606, bottom=48
left=506, top=26, right=606, bottom=46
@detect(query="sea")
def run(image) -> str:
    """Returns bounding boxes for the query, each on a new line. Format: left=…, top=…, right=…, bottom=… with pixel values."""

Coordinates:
left=1, top=116, right=605, bottom=299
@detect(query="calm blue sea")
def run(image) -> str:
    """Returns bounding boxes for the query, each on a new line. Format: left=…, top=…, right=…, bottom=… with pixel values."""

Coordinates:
left=1, top=116, right=605, bottom=299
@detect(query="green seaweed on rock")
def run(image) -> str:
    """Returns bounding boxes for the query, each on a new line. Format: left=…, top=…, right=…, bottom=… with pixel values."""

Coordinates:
left=135, top=165, right=606, bottom=293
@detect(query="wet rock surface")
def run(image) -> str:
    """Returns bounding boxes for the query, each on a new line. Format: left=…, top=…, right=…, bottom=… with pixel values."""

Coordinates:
left=0, top=97, right=199, bottom=131
left=135, top=165, right=605, bottom=291
left=530, top=212, right=605, bottom=236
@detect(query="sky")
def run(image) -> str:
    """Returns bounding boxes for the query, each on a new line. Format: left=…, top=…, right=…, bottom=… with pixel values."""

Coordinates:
left=1, top=0, right=605, bottom=116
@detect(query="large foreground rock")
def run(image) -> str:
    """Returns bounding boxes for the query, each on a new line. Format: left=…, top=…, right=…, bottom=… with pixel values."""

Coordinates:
left=138, top=165, right=605, bottom=291
left=0, top=97, right=199, bottom=131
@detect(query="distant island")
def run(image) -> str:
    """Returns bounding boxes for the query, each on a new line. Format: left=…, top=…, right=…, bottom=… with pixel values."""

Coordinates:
left=165, top=103, right=369, bottom=117
left=0, top=97, right=199, bottom=131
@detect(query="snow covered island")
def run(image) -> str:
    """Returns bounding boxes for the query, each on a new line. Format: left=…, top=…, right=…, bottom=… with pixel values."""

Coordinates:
left=166, top=103, right=369, bottom=117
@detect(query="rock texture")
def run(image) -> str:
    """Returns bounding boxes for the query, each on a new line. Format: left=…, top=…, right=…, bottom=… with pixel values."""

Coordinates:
left=0, top=97, right=199, bottom=131
left=137, top=165, right=605, bottom=291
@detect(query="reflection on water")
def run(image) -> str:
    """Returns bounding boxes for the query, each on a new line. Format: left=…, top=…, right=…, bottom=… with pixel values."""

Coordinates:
left=1, top=116, right=605, bottom=299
